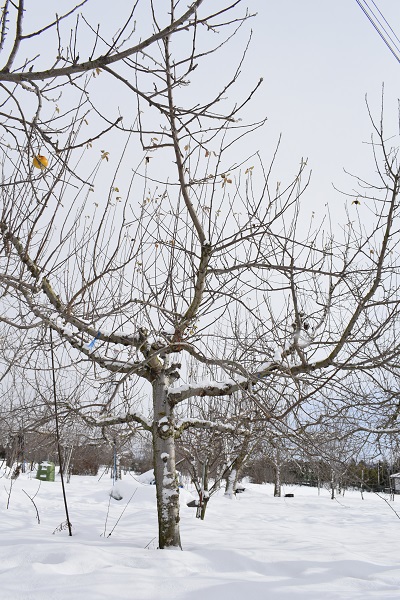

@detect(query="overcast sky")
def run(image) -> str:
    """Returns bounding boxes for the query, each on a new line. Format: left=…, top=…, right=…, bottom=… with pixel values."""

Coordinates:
left=25, top=1, right=400, bottom=218
left=244, top=0, right=400, bottom=213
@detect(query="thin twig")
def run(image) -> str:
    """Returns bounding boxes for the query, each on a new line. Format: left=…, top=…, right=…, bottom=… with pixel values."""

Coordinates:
left=22, top=485, right=41, bottom=524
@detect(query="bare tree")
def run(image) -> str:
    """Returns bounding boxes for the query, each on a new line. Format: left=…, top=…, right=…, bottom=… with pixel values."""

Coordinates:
left=2, top=1, right=400, bottom=550
left=176, top=390, right=262, bottom=517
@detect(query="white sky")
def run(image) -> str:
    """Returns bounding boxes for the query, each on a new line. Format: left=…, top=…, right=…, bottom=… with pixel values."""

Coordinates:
left=245, top=0, right=400, bottom=213
left=21, top=1, right=400, bottom=219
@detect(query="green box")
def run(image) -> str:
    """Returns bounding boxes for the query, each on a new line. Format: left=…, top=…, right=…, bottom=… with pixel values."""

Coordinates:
left=36, top=461, right=55, bottom=482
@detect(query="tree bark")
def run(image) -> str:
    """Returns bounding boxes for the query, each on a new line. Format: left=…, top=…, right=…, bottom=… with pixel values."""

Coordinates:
left=152, top=372, right=181, bottom=549
left=224, top=434, right=251, bottom=498
left=195, top=461, right=210, bottom=520
left=224, top=466, right=238, bottom=499
left=274, top=448, right=282, bottom=497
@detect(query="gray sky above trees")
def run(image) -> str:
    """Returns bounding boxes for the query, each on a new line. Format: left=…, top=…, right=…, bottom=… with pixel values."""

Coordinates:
left=63, top=0, right=400, bottom=214
left=248, top=1, right=400, bottom=216
left=24, top=0, right=400, bottom=216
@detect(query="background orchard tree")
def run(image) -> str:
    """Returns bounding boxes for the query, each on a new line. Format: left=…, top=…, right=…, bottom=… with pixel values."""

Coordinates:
left=2, top=0, right=400, bottom=551
left=176, top=390, right=264, bottom=516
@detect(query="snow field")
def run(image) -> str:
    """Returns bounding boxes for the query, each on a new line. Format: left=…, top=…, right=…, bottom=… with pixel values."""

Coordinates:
left=0, top=469, right=399, bottom=599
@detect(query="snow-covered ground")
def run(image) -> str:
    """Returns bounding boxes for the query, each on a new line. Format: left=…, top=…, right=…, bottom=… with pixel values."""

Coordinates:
left=1, top=467, right=400, bottom=599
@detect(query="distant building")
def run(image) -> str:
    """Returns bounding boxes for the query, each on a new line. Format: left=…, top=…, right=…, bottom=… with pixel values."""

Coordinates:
left=389, top=473, right=400, bottom=493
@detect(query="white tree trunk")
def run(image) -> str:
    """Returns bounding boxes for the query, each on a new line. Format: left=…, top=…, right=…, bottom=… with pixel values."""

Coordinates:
left=274, top=447, right=281, bottom=497
left=274, top=463, right=281, bottom=497
left=114, top=449, right=121, bottom=481
left=152, top=373, right=181, bottom=549
left=224, top=434, right=251, bottom=499
left=224, top=467, right=237, bottom=499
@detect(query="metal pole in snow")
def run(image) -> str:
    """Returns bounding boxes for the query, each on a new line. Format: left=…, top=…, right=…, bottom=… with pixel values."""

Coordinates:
left=50, top=329, right=72, bottom=536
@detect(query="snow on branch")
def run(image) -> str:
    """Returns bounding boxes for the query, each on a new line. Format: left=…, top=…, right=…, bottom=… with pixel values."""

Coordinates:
left=175, top=417, right=250, bottom=437
left=77, top=408, right=152, bottom=431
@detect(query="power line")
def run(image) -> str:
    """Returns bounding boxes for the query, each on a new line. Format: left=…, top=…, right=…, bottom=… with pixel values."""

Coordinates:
left=370, top=0, right=400, bottom=49
left=355, top=0, right=400, bottom=62
left=355, top=0, right=400, bottom=64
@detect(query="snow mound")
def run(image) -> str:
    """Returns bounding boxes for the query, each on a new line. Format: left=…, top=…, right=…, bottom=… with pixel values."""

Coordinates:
left=136, top=469, right=156, bottom=485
